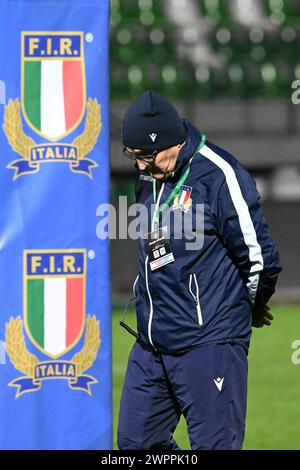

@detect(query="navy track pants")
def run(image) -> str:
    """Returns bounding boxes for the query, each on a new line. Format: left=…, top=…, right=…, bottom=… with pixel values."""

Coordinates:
left=118, top=340, right=248, bottom=450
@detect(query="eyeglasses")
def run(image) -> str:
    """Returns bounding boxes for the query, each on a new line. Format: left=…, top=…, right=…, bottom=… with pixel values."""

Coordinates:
left=123, top=147, right=159, bottom=164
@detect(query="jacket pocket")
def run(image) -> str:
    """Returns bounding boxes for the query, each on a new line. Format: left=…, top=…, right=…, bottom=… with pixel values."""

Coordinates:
left=188, top=274, right=203, bottom=326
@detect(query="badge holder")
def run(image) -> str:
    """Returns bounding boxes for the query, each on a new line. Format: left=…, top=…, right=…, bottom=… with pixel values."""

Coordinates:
left=144, top=226, right=175, bottom=271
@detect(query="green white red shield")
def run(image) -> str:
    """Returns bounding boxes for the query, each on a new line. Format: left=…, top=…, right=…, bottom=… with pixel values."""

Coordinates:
left=21, top=32, right=86, bottom=141
left=24, top=250, right=86, bottom=358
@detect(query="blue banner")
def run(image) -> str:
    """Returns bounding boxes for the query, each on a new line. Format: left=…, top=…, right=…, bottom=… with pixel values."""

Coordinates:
left=0, top=0, right=111, bottom=449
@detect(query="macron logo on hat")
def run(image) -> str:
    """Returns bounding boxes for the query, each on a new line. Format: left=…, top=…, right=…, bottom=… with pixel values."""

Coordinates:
left=149, top=133, right=157, bottom=142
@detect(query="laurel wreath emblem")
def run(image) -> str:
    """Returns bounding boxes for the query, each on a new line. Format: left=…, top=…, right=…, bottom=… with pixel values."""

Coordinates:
left=3, top=98, right=101, bottom=179
left=3, top=99, right=35, bottom=160
left=71, top=315, right=101, bottom=376
left=72, top=98, right=102, bottom=160
left=5, top=315, right=101, bottom=378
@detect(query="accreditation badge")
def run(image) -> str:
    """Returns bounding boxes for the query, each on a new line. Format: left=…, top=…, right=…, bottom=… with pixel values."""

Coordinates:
left=144, top=226, right=174, bottom=271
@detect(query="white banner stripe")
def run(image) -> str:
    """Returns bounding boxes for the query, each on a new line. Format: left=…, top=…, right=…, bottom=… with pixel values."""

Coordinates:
left=41, top=60, right=66, bottom=139
left=201, top=144, right=264, bottom=273
left=44, top=278, right=66, bottom=356
left=179, top=191, right=186, bottom=205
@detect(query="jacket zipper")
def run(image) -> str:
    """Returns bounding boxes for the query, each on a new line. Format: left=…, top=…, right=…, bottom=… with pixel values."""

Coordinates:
left=189, top=274, right=203, bottom=325
left=146, top=182, right=165, bottom=348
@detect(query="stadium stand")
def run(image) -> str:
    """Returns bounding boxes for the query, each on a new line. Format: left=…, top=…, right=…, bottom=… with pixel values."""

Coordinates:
left=110, top=0, right=299, bottom=100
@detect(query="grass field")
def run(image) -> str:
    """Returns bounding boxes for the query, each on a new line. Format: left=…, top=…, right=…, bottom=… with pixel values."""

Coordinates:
left=112, top=305, right=300, bottom=450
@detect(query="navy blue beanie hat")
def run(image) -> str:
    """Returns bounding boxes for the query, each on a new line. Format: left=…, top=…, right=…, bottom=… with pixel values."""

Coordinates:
left=122, top=90, right=186, bottom=151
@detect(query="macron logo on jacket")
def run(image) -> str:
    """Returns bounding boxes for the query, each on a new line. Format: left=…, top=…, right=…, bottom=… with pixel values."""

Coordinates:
left=149, top=133, right=157, bottom=142
left=214, top=377, right=224, bottom=391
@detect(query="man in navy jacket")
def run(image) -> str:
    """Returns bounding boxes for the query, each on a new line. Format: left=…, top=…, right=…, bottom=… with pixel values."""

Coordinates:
left=118, top=91, right=282, bottom=450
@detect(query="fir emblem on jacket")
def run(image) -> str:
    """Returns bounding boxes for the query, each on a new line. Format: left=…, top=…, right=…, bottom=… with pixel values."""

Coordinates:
left=173, top=185, right=192, bottom=213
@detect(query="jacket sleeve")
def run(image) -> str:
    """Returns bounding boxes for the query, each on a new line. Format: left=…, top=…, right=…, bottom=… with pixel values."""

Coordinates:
left=212, top=167, right=282, bottom=306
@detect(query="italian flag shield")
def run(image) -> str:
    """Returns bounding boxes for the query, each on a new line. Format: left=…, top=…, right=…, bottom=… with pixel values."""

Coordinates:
left=21, top=32, right=86, bottom=141
left=24, top=250, right=86, bottom=358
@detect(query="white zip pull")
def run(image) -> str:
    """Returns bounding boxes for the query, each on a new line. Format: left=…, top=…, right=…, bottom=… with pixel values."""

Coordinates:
left=189, top=274, right=203, bottom=326
left=132, top=274, right=139, bottom=297
left=189, top=274, right=196, bottom=302
left=193, top=274, right=203, bottom=326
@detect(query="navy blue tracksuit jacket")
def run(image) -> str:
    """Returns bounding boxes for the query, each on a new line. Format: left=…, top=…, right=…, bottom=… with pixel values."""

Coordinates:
left=133, top=120, right=282, bottom=354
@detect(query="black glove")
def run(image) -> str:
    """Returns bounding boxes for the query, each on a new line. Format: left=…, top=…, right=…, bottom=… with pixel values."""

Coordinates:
left=252, top=303, right=274, bottom=328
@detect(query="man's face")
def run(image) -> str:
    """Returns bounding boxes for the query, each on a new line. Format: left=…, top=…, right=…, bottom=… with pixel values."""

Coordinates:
left=126, top=144, right=183, bottom=180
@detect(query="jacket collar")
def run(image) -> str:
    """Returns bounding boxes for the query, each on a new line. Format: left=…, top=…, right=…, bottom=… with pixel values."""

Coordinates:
left=170, top=119, right=202, bottom=181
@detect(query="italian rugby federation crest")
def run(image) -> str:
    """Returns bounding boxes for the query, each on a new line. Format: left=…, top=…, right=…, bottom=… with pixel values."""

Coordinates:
left=4, top=32, right=101, bottom=180
left=6, top=249, right=101, bottom=398
left=24, top=249, right=86, bottom=357
left=21, top=32, right=86, bottom=141
left=173, top=185, right=192, bottom=213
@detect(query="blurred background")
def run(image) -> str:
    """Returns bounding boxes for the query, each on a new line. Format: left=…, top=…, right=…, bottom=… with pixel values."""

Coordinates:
left=109, top=0, right=300, bottom=449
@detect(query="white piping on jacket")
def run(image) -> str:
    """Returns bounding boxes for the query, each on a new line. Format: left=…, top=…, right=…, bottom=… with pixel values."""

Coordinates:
left=201, top=144, right=264, bottom=301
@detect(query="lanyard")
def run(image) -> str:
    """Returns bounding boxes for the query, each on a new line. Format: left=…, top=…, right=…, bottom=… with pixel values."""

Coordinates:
left=152, top=134, right=206, bottom=228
